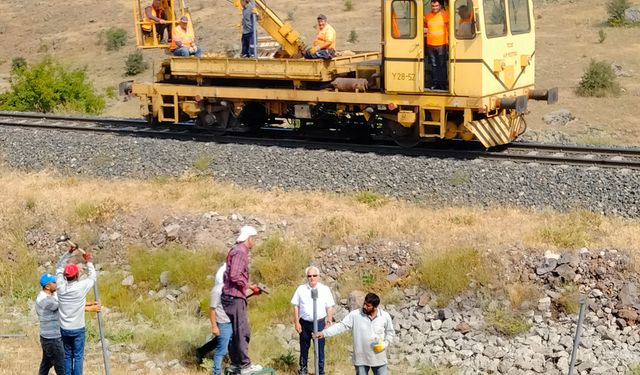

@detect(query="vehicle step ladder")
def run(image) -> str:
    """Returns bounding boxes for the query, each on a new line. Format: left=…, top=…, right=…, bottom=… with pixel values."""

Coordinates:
left=420, top=106, right=446, bottom=138
left=158, top=93, right=179, bottom=123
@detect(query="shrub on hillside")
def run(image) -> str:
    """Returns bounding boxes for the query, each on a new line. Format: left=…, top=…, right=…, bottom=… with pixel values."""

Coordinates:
left=607, top=0, right=630, bottom=26
left=105, top=27, right=128, bottom=51
left=11, top=57, right=27, bottom=72
left=575, top=59, right=621, bottom=98
left=125, top=50, right=149, bottom=76
left=0, top=57, right=105, bottom=114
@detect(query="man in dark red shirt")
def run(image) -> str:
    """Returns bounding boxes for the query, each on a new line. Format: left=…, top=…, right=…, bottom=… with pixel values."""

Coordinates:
left=222, top=225, right=263, bottom=374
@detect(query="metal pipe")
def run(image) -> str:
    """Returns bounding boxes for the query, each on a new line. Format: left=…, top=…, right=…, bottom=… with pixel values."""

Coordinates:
left=252, top=11, right=258, bottom=58
left=0, top=333, right=26, bottom=338
left=568, top=300, right=587, bottom=375
left=311, top=288, right=319, bottom=375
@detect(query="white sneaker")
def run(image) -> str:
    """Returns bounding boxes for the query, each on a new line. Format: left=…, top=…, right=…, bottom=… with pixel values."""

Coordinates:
left=240, top=364, right=263, bottom=374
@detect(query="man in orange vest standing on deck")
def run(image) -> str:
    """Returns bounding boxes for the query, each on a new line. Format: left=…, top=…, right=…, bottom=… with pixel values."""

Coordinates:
left=424, top=0, right=449, bottom=90
left=171, top=16, right=203, bottom=57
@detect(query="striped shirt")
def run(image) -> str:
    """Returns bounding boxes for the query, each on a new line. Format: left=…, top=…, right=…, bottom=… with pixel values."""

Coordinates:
left=222, top=242, right=250, bottom=299
left=36, top=291, right=61, bottom=339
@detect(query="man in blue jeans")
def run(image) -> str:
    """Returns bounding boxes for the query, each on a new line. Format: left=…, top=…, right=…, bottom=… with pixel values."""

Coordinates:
left=205, top=264, right=233, bottom=375
left=55, top=245, right=99, bottom=375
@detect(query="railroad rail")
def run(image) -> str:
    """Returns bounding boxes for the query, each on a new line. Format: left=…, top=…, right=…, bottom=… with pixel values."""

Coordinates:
left=1, top=111, right=640, bottom=170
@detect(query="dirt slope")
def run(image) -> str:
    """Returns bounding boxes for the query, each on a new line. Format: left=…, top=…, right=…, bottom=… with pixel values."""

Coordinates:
left=0, top=0, right=638, bottom=145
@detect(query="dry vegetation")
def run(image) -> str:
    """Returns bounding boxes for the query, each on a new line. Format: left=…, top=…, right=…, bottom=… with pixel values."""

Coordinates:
left=0, top=0, right=638, bottom=144
left=1, top=166, right=640, bottom=373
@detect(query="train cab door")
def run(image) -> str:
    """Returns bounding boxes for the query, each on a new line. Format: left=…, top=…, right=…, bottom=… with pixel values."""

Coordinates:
left=383, top=0, right=424, bottom=93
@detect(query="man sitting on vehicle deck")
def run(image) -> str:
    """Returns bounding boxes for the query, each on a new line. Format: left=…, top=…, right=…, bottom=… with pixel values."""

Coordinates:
left=171, top=16, right=203, bottom=57
left=141, top=0, right=170, bottom=44
left=304, top=14, right=336, bottom=60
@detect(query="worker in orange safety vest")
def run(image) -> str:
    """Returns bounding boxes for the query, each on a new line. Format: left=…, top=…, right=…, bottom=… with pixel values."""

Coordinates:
left=141, top=0, right=170, bottom=44
left=424, top=0, right=449, bottom=90
left=304, top=14, right=337, bottom=60
left=171, top=16, right=202, bottom=57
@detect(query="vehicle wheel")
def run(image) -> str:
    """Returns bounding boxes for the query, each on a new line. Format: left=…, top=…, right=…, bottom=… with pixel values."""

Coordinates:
left=383, top=118, right=421, bottom=148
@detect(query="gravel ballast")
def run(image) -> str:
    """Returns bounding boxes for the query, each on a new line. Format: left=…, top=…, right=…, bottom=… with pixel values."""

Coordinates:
left=0, top=126, right=638, bottom=217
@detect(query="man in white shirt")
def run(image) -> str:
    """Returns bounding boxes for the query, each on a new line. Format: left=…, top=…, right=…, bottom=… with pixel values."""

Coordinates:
left=315, top=293, right=394, bottom=375
left=56, top=246, right=98, bottom=375
left=290, top=266, right=335, bottom=375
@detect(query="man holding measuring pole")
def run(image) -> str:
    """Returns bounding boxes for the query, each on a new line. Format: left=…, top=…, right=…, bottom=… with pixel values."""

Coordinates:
left=55, top=238, right=102, bottom=375
left=291, top=266, right=335, bottom=375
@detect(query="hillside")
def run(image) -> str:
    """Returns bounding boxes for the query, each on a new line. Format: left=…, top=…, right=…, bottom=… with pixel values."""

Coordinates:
left=0, top=0, right=639, bottom=145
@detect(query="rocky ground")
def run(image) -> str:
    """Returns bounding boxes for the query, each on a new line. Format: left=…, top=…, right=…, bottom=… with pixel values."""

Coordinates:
left=13, top=212, right=640, bottom=374
left=0, top=126, right=639, bottom=218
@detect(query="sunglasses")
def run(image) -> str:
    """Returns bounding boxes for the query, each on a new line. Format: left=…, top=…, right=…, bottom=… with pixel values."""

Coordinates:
left=307, top=274, right=318, bottom=278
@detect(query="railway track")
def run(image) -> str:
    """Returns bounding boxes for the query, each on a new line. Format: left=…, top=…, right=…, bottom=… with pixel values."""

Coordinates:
left=2, top=111, right=640, bottom=170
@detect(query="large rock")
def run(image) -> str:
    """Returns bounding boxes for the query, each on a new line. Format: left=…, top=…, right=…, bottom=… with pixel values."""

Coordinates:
left=619, top=283, right=638, bottom=307
left=542, top=109, right=575, bottom=127
left=624, top=7, right=640, bottom=23
left=347, top=290, right=366, bottom=311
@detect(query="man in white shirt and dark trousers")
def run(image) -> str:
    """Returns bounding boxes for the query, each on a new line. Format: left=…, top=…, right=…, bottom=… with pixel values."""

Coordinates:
left=55, top=245, right=98, bottom=375
left=36, top=273, right=65, bottom=375
left=290, top=266, right=335, bottom=375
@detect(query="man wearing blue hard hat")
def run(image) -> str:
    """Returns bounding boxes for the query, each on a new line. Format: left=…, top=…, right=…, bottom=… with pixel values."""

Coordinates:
left=36, top=272, right=64, bottom=375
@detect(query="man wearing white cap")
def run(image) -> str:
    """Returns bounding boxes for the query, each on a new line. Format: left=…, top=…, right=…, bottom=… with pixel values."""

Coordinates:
left=222, top=225, right=262, bottom=374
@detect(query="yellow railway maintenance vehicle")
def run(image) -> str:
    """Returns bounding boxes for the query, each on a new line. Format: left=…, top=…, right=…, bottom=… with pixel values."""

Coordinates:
left=128, top=0, right=557, bottom=148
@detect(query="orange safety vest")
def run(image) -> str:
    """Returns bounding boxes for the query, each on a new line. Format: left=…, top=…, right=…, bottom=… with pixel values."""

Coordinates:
left=313, top=24, right=336, bottom=50
left=424, top=10, right=449, bottom=47
left=391, top=10, right=400, bottom=38
left=171, top=24, right=195, bottom=50
left=142, top=6, right=163, bottom=32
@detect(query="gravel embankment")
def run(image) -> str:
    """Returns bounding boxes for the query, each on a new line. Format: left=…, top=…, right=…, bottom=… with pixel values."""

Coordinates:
left=1, top=126, right=638, bottom=217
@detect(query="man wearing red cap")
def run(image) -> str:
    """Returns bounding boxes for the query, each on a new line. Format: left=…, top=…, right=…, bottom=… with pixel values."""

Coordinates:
left=55, top=245, right=97, bottom=375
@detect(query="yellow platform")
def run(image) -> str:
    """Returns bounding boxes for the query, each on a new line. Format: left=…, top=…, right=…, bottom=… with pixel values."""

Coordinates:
left=169, top=52, right=382, bottom=82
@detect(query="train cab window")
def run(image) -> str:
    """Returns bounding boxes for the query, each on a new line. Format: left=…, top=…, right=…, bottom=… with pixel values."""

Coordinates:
left=483, top=0, right=507, bottom=38
left=508, top=0, right=531, bottom=34
left=391, top=0, right=417, bottom=39
left=454, top=0, right=476, bottom=39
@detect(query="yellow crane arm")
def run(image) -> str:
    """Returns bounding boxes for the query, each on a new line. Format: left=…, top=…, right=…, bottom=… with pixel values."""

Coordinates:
left=251, top=0, right=307, bottom=57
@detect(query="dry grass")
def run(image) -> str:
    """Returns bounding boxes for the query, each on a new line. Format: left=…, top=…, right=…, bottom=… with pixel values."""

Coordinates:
left=417, top=247, right=493, bottom=307
left=508, top=282, right=544, bottom=310
left=2, top=167, right=640, bottom=372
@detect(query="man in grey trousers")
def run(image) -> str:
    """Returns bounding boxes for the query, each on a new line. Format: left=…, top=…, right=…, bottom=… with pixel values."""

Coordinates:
left=221, top=225, right=263, bottom=374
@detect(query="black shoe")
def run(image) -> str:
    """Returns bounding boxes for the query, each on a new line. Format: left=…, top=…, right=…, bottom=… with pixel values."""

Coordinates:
left=195, top=348, right=204, bottom=365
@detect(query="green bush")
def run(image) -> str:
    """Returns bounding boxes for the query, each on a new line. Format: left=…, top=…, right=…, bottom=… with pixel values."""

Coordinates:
left=11, top=57, right=27, bottom=72
left=105, top=27, right=128, bottom=51
left=575, top=59, right=621, bottom=98
left=348, top=30, right=359, bottom=44
left=607, top=0, right=630, bottom=26
left=598, top=29, right=607, bottom=43
left=125, top=51, right=149, bottom=76
left=344, top=0, right=353, bottom=11
left=0, top=57, right=105, bottom=114
left=486, top=307, right=531, bottom=336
